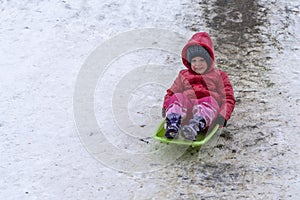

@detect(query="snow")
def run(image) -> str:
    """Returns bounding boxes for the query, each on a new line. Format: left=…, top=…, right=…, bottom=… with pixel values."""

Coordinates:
left=0, top=0, right=300, bottom=199
left=0, top=0, right=190, bottom=199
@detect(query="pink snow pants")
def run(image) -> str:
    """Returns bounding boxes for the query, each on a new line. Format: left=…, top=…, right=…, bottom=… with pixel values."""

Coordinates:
left=165, top=93, right=220, bottom=126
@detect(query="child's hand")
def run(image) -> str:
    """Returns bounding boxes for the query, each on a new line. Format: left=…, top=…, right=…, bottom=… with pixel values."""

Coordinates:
left=215, top=115, right=227, bottom=127
left=162, top=108, right=166, bottom=118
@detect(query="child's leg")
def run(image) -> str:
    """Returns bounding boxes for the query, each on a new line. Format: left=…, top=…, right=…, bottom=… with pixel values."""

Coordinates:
left=193, top=96, right=220, bottom=127
left=181, top=96, right=220, bottom=141
left=164, top=93, right=193, bottom=139
left=165, top=93, right=193, bottom=119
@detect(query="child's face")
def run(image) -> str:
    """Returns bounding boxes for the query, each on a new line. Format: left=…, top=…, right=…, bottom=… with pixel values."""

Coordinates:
left=191, top=56, right=208, bottom=74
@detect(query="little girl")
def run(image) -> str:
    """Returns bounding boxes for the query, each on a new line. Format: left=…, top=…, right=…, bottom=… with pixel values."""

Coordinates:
left=162, top=32, right=236, bottom=141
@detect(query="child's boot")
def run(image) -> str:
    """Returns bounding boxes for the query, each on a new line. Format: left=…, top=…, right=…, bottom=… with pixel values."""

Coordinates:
left=165, top=113, right=182, bottom=139
left=181, top=115, right=206, bottom=141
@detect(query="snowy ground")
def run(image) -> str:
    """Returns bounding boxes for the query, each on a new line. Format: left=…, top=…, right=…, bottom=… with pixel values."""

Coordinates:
left=1, top=0, right=299, bottom=199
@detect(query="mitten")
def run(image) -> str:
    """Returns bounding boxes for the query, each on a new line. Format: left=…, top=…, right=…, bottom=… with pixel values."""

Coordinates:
left=215, top=115, right=227, bottom=127
left=162, top=108, right=166, bottom=118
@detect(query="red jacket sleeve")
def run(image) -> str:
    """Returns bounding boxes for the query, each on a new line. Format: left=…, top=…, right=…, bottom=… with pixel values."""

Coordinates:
left=163, top=71, right=184, bottom=109
left=218, top=71, right=236, bottom=122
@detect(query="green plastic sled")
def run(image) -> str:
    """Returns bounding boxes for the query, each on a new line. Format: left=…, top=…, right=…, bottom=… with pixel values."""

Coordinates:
left=153, top=119, right=220, bottom=147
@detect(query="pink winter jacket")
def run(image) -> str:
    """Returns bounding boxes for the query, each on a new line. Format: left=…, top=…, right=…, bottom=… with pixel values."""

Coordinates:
left=163, top=32, right=236, bottom=124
